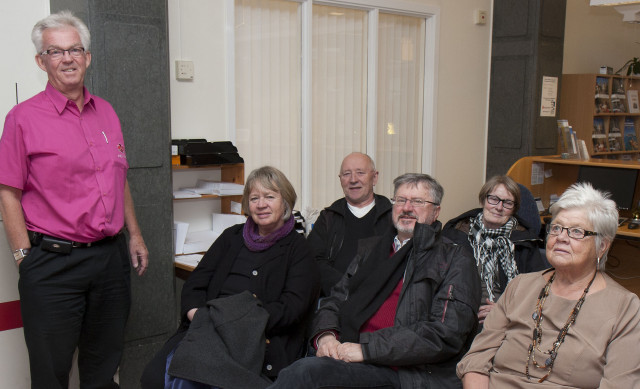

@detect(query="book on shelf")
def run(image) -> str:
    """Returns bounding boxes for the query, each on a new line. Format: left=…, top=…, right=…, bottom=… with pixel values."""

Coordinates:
left=592, top=133, right=607, bottom=152
left=595, top=77, right=609, bottom=97
left=628, top=90, right=640, bottom=113
left=595, top=97, right=609, bottom=113
left=612, top=98, right=626, bottom=113
left=609, top=118, right=622, bottom=152
left=608, top=132, right=622, bottom=152
left=623, top=118, right=639, bottom=151
left=593, top=117, right=605, bottom=135
left=612, top=78, right=626, bottom=97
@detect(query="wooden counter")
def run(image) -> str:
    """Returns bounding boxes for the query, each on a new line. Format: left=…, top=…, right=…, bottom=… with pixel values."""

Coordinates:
left=507, top=155, right=640, bottom=240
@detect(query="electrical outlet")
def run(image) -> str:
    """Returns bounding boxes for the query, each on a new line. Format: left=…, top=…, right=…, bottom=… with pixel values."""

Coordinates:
left=176, top=60, right=194, bottom=81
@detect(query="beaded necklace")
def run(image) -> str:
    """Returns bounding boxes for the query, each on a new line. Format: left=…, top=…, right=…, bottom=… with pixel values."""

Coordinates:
left=525, top=270, right=598, bottom=383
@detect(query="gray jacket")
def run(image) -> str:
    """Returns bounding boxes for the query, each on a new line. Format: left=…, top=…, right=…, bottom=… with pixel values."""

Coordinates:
left=168, top=291, right=273, bottom=389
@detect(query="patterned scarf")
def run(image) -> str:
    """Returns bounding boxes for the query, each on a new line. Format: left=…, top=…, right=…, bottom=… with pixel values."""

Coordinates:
left=468, top=213, right=518, bottom=302
left=242, top=215, right=294, bottom=252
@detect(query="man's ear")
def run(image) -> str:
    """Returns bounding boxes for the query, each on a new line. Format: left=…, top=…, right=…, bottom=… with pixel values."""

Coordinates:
left=35, top=54, right=47, bottom=72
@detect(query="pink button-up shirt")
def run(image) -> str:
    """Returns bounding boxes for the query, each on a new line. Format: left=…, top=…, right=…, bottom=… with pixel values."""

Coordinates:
left=0, top=83, right=128, bottom=242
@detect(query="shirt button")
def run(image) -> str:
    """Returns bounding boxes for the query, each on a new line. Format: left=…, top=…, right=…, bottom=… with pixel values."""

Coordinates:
left=252, top=270, right=258, bottom=276
left=265, top=364, right=272, bottom=371
left=265, top=338, right=270, bottom=344
left=96, top=167, right=101, bottom=171
left=252, top=293, right=257, bottom=298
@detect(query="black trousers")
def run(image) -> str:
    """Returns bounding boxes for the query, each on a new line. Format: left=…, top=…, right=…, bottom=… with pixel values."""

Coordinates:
left=18, top=234, right=131, bottom=389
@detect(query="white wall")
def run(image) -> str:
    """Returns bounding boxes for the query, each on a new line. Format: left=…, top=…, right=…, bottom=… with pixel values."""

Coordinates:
left=0, top=3, right=50, bottom=387
left=167, top=0, right=494, bottom=223
left=564, top=0, right=640, bottom=74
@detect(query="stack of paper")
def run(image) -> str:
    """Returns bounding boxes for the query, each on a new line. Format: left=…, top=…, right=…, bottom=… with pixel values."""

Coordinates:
left=173, top=189, right=201, bottom=199
left=195, top=180, right=244, bottom=195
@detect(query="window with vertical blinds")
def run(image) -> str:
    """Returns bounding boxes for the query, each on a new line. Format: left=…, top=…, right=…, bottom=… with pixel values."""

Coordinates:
left=311, top=5, right=368, bottom=208
left=375, top=12, right=425, bottom=198
left=234, top=0, right=302, bottom=192
left=234, top=0, right=432, bottom=211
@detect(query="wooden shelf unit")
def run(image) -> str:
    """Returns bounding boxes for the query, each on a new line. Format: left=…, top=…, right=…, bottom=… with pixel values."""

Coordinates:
left=172, top=163, right=244, bottom=214
left=559, top=74, right=640, bottom=157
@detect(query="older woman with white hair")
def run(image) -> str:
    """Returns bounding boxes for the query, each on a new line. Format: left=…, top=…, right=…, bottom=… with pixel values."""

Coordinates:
left=457, top=182, right=640, bottom=388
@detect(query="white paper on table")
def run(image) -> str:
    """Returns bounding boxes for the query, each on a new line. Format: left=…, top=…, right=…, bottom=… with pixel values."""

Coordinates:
left=174, top=253, right=204, bottom=268
left=183, top=230, right=218, bottom=254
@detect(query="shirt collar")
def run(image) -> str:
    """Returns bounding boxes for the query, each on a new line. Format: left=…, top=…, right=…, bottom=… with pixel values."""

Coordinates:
left=393, top=235, right=411, bottom=253
left=347, top=198, right=376, bottom=218
left=45, top=82, right=94, bottom=114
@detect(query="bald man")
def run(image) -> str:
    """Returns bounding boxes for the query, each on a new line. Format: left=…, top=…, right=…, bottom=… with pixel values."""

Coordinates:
left=307, top=153, right=392, bottom=295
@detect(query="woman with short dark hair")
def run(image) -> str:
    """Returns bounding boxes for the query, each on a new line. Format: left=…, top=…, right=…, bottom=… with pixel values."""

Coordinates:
left=442, top=175, right=547, bottom=328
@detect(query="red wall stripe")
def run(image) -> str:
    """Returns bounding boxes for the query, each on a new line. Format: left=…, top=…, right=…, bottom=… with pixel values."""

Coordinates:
left=0, top=300, right=23, bottom=331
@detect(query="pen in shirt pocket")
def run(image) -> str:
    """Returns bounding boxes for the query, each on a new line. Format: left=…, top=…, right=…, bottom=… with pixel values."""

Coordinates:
left=102, top=131, right=109, bottom=144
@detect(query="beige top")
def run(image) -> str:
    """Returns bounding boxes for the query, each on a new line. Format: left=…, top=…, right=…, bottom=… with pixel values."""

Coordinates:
left=457, top=270, right=640, bottom=389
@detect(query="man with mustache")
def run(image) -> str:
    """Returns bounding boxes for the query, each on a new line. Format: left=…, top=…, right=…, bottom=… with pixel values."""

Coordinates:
left=0, top=11, right=148, bottom=388
left=269, top=173, right=481, bottom=389
left=308, top=152, right=392, bottom=296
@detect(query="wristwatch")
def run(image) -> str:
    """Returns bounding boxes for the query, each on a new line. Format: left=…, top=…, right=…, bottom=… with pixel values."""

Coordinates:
left=13, top=248, right=30, bottom=262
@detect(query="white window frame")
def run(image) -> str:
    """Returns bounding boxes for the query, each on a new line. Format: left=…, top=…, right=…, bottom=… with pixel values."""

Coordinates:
left=226, top=0, right=439, bottom=211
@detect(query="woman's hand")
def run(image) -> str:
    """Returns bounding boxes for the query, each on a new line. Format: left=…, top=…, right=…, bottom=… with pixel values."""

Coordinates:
left=478, top=299, right=496, bottom=324
left=186, top=308, right=198, bottom=322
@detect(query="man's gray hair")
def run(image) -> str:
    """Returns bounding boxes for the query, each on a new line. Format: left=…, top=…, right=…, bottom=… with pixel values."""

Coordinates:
left=393, top=173, right=444, bottom=205
left=32, top=10, right=91, bottom=53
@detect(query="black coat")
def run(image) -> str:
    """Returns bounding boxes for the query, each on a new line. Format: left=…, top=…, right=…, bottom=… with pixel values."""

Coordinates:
left=141, top=224, right=319, bottom=388
left=307, top=194, right=393, bottom=295
left=312, top=222, right=481, bottom=389
left=441, top=208, right=548, bottom=299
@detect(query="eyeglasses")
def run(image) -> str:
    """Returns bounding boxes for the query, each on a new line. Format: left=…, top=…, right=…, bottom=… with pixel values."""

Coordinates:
left=339, top=170, right=372, bottom=180
left=546, top=223, right=598, bottom=240
left=40, top=47, right=85, bottom=59
left=391, top=197, right=439, bottom=208
left=486, top=194, right=515, bottom=209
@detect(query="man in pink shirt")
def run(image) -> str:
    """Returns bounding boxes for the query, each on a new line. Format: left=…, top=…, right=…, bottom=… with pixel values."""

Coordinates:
left=0, top=11, right=148, bottom=388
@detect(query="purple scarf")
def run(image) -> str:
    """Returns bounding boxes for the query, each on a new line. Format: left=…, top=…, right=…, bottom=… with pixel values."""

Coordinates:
left=242, top=215, right=295, bottom=252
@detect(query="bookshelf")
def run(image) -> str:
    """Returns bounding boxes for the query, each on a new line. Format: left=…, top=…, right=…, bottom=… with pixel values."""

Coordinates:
left=559, top=74, right=640, bottom=158
left=172, top=163, right=244, bottom=278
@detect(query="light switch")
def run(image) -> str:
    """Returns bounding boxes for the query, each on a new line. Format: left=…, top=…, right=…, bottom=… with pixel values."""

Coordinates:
left=474, top=10, right=488, bottom=25
left=176, top=60, right=194, bottom=81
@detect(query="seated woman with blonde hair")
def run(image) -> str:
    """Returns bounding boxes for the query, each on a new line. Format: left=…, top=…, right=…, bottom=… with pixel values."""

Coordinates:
left=457, top=182, right=640, bottom=388
left=141, top=166, right=319, bottom=389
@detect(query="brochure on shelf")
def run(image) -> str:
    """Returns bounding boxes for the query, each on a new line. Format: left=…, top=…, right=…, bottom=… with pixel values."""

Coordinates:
left=628, top=90, right=640, bottom=113
left=173, top=221, right=189, bottom=255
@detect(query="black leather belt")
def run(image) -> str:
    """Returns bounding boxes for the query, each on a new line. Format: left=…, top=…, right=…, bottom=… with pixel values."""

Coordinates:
left=28, top=231, right=119, bottom=248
